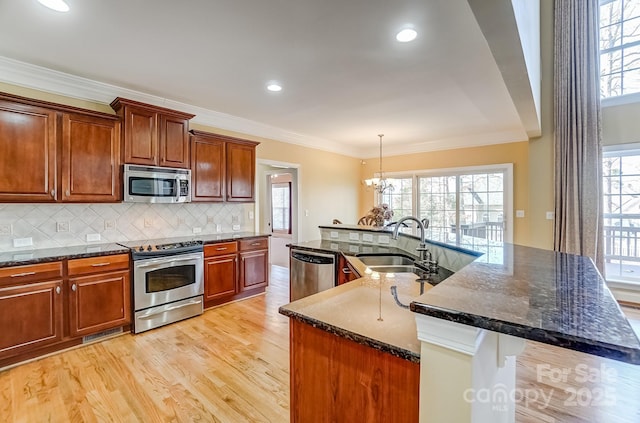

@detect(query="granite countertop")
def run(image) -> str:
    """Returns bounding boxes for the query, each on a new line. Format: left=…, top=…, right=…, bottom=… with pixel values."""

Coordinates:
left=0, top=243, right=129, bottom=268
left=410, top=244, right=640, bottom=365
left=280, top=269, right=433, bottom=363
left=282, top=239, right=640, bottom=365
left=0, top=232, right=270, bottom=268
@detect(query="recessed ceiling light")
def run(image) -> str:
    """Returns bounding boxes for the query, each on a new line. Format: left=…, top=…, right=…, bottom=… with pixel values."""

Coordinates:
left=37, top=0, right=70, bottom=12
left=396, top=28, right=417, bottom=43
left=267, top=83, right=282, bottom=92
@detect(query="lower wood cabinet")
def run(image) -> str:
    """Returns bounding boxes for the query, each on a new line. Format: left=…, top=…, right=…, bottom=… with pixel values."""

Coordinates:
left=0, top=279, right=63, bottom=360
left=67, top=254, right=131, bottom=338
left=0, top=254, right=131, bottom=367
left=204, top=237, right=269, bottom=308
left=337, top=254, right=360, bottom=285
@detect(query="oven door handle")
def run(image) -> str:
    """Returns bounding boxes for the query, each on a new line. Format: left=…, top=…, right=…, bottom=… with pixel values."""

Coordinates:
left=136, top=256, right=199, bottom=268
left=138, top=299, right=203, bottom=320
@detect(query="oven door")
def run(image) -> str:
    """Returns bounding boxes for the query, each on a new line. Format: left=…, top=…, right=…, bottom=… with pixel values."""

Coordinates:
left=133, top=252, right=204, bottom=311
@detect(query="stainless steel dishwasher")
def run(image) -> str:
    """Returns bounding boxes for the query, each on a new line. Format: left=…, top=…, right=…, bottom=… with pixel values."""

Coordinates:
left=290, top=249, right=336, bottom=301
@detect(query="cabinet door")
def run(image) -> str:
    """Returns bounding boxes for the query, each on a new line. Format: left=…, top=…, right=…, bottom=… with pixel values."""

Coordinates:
left=226, top=142, right=256, bottom=202
left=68, top=270, right=131, bottom=338
left=239, top=250, right=269, bottom=292
left=0, top=100, right=57, bottom=202
left=204, top=254, right=238, bottom=302
left=0, top=280, right=63, bottom=359
left=191, top=134, right=225, bottom=202
left=337, top=254, right=360, bottom=285
left=123, top=106, right=157, bottom=165
left=159, top=114, right=190, bottom=168
left=61, top=113, right=121, bottom=202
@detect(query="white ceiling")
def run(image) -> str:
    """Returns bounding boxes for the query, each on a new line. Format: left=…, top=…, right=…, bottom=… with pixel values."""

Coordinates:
left=0, top=0, right=537, bottom=158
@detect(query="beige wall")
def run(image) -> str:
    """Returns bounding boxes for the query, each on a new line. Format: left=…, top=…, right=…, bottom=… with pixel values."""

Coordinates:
left=358, top=142, right=531, bottom=246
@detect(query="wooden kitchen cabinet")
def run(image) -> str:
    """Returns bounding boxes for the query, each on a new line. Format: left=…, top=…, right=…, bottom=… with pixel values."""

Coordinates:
left=337, top=254, right=360, bottom=285
left=204, top=242, right=239, bottom=307
left=239, top=237, right=269, bottom=292
left=191, top=130, right=226, bottom=202
left=61, top=112, right=121, bottom=202
left=0, top=92, right=122, bottom=203
left=189, top=130, right=259, bottom=203
left=226, top=141, right=257, bottom=202
left=0, top=96, right=57, bottom=202
left=67, top=254, right=131, bottom=338
left=111, top=97, right=194, bottom=169
left=0, top=262, right=64, bottom=361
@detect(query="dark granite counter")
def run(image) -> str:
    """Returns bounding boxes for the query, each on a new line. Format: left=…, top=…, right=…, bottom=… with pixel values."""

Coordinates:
left=410, top=244, right=640, bottom=365
left=0, top=232, right=270, bottom=268
left=281, top=237, right=640, bottom=365
left=0, top=243, right=129, bottom=268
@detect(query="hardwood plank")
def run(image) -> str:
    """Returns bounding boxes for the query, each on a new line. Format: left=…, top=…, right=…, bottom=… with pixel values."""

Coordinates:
left=0, top=264, right=638, bottom=422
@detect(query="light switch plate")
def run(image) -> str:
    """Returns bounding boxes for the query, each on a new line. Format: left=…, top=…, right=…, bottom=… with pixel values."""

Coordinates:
left=546, top=211, right=554, bottom=220
left=349, top=232, right=359, bottom=241
left=216, top=224, right=222, bottom=232
left=232, top=224, right=241, bottom=231
left=516, top=210, right=525, bottom=218
left=193, top=227, right=202, bottom=234
left=349, top=245, right=359, bottom=253
left=86, top=233, right=101, bottom=242
left=330, top=231, right=339, bottom=239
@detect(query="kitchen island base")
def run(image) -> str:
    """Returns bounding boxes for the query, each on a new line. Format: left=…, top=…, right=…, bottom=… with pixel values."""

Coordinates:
left=289, top=319, right=419, bottom=423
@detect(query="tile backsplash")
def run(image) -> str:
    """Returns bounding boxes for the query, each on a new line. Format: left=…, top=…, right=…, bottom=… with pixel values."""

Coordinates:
left=0, top=202, right=254, bottom=251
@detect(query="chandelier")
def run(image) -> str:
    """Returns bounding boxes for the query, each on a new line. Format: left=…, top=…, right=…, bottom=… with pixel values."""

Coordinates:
left=364, top=134, right=394, bottom=194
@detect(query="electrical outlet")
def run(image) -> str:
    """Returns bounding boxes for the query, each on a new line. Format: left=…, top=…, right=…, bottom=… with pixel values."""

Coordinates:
left=232, top=224, right=240, bottom=231
left=378, top=235, right=390, bottom=244
left=516, top=210, right=525, bottom=218
left=349, top=232, right=359, bottom=241
left=216, top=224, right=222, bottom=233
left=330, top=231, right=339, bottom=239
left=546, top=211, right=554, bottom=220
left=56, top=221, right=70, bottom=232
left=193, top=227, right=202, bottom=234
left=248, top=211, right=254, bottom=220
left=13, top=237, right=33, bottom=248
left=86, top=233, right=101, bottom=242
left=0, top=223, right=11, bottom=236
left=362, top=233, right=374, bottom=242
left=144, top=218, right=153, bottom=228
left=104, top=220, right=116, bottom=230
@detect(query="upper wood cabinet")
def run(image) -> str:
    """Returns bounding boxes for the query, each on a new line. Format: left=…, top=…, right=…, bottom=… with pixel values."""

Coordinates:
left=0, top=97, right=57, bottom=202
left=189, top=130, right=259, bottom=203
left=0, top=92, right=121, bottom=203
left=111, top=98, right=194, bottom=169
left=61, top=112, right=121, bottom=202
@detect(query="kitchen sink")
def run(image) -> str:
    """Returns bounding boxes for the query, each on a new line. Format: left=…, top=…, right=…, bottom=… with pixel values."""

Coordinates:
left=364, top=264, right=422, bottom=273
left=355, top=253, right=415, bottom=267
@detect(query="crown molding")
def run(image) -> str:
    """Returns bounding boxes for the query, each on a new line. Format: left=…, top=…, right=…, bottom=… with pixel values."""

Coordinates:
left=0, top=56, right=361, bottom=158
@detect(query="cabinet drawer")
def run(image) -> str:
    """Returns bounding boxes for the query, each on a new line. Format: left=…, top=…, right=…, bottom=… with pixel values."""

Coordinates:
left=204, top=241, right=238, bottom=257
left=239, top=237, right=269, bottom=251
left=0, top=261, right=63, bottom=287
left=68, top=254, right=129, bottom=276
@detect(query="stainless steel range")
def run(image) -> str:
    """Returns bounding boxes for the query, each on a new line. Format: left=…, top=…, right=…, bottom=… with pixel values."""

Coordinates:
left=119, top=239, right=204, bottom=333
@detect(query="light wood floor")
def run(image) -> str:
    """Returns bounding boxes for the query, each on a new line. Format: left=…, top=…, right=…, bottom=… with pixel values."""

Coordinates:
left=1, top=265, right=639, bottom=422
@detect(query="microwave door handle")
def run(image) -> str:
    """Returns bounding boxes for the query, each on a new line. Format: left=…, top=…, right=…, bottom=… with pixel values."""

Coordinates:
left=176, top=177, right=181, bottom=202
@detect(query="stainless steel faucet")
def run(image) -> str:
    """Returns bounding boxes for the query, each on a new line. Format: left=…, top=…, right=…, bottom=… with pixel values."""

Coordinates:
left=391, top=216, right=430, bottom=262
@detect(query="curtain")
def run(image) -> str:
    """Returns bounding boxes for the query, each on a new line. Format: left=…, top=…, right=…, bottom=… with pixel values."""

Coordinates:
left=553, top=0, right=604, bottom=272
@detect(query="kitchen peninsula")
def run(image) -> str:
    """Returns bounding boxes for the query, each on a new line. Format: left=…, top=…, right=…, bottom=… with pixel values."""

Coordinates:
left=279, top=224, right=640, bottom=423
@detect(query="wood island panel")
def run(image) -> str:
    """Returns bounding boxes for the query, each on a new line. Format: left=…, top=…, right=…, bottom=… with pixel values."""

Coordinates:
left=289, top=319, right=419, bottom=423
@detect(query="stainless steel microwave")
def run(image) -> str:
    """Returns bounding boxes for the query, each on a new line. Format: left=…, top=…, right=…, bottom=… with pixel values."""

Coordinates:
left=124, top=164, right=191, bottom=203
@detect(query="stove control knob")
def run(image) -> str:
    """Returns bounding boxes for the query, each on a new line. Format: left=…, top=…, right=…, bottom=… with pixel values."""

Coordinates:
left=138, top=246, right=144, bottom=252
left=147, top=245, right=153, bottom=251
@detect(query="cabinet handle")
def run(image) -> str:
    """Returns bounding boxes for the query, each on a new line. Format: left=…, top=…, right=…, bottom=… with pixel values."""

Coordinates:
left=50, top=189, right=55, bottom=198
left=71, top=283, right=77, bottom=292
left=10, top=271, right=36, bottom=278
left=91, top=262, right=111, bottom=267
left=250, top=242, right=261, bottom=246
left=56, top=286, right=61, bottom=295
left=216, top=247, right=227, bottom=251
left=342, top=268, right=352, bottom=274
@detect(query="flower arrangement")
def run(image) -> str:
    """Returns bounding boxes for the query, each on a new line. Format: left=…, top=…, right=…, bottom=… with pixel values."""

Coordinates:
left=366, top=203, right=394, bottom=227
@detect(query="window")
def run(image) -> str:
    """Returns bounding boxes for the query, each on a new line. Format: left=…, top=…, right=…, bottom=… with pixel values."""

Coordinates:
left=600, top=0, right=640, bottom=98
left=377, top=165, right=513, bottom=262
left=271, top=182, right=291, bottom=234
left=603, top=145, right=640, bottom=284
